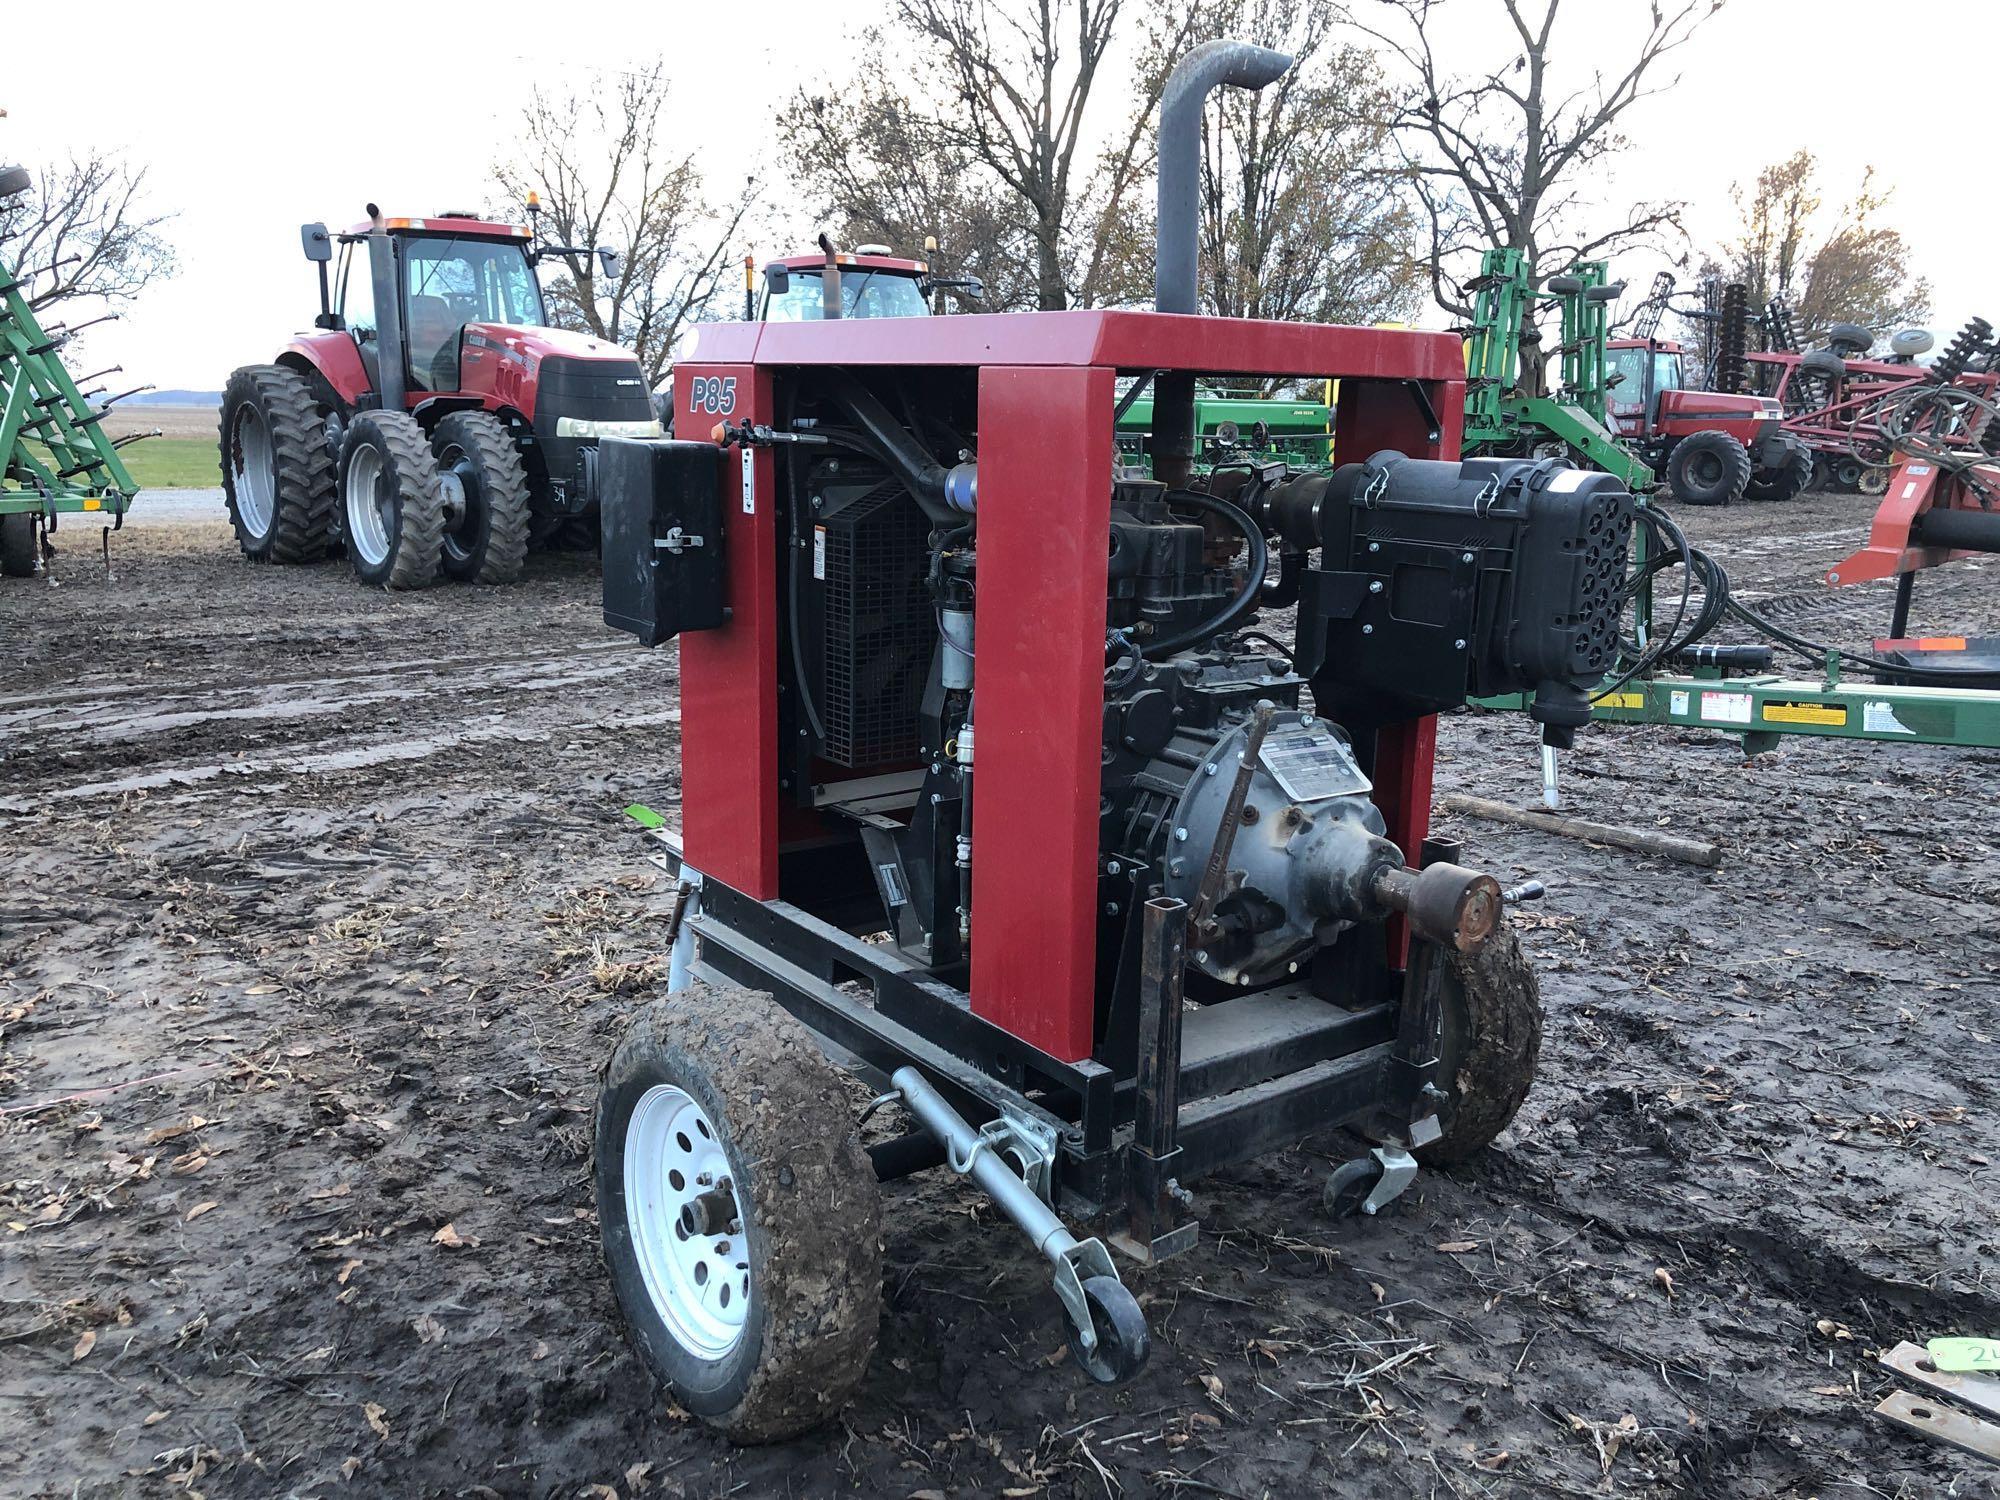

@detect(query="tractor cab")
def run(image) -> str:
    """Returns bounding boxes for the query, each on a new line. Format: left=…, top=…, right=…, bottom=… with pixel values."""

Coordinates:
left=752, top=240, right=982, bottom=321
left=327, top=214, right=555, bottom=396
left=1606, top=337, right=1687, bottom=434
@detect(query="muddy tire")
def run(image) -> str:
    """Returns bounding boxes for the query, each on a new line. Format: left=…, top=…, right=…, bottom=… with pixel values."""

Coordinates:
left=1666, top=430, right=1752, bottom=507
left=1417, top=924, right=1543, bottom=1165
left=1745, top=443, right=1813, bottom=502
left=338, top=409, right=444, bottom=590
left=219, top=364, right=337, bottom=563
left=0, top=511, right=37, bottom=578
left=430, top=411, right=531, bottom=584
left=595, top=982, right=882, bottom=1443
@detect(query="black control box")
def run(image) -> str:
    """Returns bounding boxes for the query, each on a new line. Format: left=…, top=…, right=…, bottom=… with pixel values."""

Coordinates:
left=600, top=437, right=727, bottom=646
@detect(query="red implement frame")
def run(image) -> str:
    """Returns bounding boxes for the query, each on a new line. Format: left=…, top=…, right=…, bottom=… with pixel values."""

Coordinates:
left=676, top=310, right=1463, bottom=1063
left=1826, top=458, right=2000, bottom=585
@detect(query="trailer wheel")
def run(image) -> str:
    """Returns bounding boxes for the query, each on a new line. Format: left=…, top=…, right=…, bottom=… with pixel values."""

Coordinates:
left=1745, top=443, right=1813, bottom=502
left=430, top=411, right=530, bottom=584
left=219, top=364, right=336, bottom=563
left=1856, top=465, right=1891, bottom=497
left=1665, top=431, right=1752, bottom=507
left=1416, top=925, right=1543, bottom=1165
left=596, top=982, right=882, bottom=1442
left=338, top=410, right=444, bottom=590
left=1067, top=1276, right=1150, bottom=1384
left=0, top=512, right=37, bottom=578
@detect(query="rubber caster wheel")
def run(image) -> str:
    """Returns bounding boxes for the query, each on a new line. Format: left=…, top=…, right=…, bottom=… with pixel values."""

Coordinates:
left=1323, top=1158, right=1384, bottom=1218
left=1067, top=1275, right=1150, bottom=1384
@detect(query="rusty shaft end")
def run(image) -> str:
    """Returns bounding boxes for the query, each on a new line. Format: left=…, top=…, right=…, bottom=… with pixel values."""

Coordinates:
left=1371, top=862, right=1503, bottom=953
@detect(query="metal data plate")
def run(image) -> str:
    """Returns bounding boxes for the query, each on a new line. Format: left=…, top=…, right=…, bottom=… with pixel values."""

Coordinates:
left=1260, top=723, right=1372, bottom=803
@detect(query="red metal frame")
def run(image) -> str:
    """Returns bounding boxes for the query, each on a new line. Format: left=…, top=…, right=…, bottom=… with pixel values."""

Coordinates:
left=1825, top=458, right=2000, bottom=585
left=673, top=309, right=1461, bottom=1062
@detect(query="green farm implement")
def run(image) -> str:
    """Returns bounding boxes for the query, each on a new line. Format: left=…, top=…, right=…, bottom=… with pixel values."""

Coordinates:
left=1, top=163, right=143, bottom=577
left=1117, top=388, right=1335, bottom=473
left=1460, top=247, right=1653, bottom=491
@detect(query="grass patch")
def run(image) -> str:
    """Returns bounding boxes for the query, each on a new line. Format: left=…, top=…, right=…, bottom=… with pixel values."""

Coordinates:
left=118, top=436, right=220, bottom=489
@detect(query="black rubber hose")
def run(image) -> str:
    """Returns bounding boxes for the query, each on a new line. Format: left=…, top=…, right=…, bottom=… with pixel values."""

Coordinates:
left=1136, top=491, right=1271, bottom=659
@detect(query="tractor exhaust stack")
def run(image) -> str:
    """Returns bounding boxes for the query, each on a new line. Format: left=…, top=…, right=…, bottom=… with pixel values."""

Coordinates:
left=365, top=204, right=407, bottom=416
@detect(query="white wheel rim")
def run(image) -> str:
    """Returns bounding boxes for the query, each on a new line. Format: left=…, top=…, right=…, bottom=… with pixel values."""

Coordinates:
left=344, top=442, right=392, bottom=568
left=624, top=1085, right=751, bottom=1359
left=230, top=404, right=276, bottom=538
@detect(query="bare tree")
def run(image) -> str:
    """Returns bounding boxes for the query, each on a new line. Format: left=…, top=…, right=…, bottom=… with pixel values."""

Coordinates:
left=1725, top=153, right=1929, bottom=339
left=494, top=61, right=754, bottom=386
left=1162, top=0, right=1424, bottom=334
left=1345, top=0, right=1719, bottom=332
left=0, top=151, right=174, bottom=313
left=782, top=0, right=1162, bottom=311
left=778, top=47, right=1046, bottom=311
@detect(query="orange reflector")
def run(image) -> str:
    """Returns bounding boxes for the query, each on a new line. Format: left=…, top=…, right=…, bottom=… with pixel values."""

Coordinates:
left=710, top=422, right=727, bottom=445
left=1877, top=636, right=1968, bottom=651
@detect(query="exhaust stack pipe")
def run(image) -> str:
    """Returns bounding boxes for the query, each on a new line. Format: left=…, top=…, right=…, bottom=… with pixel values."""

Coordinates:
left=818, top=232, right=844, bottom=322
left=365, top=203, right=407, bottom=416
left=1151, top=40, right=1292, bottom=487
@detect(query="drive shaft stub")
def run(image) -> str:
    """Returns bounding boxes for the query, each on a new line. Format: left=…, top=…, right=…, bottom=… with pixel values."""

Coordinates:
left=1371, top=861, right=1502, bottom=953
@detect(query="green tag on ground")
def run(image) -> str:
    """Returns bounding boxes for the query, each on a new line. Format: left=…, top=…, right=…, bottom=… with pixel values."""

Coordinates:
left=1927, top=1337, right=2000, bottom=1374
left=623, top=804, right=667, bottom=830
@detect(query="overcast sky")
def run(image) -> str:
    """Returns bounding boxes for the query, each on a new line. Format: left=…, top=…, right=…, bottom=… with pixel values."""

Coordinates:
left=6, top=0, right=1995, bottom=390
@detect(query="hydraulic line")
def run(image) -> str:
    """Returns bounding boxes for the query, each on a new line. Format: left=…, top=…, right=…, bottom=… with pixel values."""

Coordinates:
left=1611, top=500, right=1994, bottom=688
left=1125, top=491, right=1270, bottom=660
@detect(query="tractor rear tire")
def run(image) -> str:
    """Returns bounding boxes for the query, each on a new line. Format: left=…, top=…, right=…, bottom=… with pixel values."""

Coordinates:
left=430, top=411, right=531, bottom=584
left=219, top=364, right=337, bottom=563
left=1416, top=924, right=1543, bottom=1166
left=596, top=982, right=882, bottom=1443
left=0, top=512, right=37, bottom=577
left=338, top=410, right=444, bottom=590
left=1746, top=443, right=1814, bottom=502
left=1666, top=430, right=1752, bottom=507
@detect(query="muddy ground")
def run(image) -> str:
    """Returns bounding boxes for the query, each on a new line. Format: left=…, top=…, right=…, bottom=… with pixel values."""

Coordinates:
left=2, top=490, right=1996, bottom=1500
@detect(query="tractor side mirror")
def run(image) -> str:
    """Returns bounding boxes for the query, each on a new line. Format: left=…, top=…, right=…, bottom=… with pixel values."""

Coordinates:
left=597, top=246, right=621, bottom=282
left=763, top=264, right=791, bottom=296
left=301, top=223, right=333, bottom=263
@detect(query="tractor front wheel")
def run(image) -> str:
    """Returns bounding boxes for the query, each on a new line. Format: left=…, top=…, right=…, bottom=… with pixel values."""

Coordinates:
left=430, top=411, right=531, bottom=585
left=219, top=364, right=337, bottom=563
left=1666, top=431, right=1752, bottom=507
left=1746, top=443, right=1813, bottom=502
left=596, top=982, right=882, bottom=1442
left=0, top=512, right=37, bottom=578
left=339, top=410, right=445, bottom=590
left=1416, top=924, right=1543, bottom=1165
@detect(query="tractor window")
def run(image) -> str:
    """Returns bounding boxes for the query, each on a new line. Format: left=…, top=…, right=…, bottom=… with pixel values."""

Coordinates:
left=1653, top=351, right=1684, bottom=392
left=337, top=243, right=376, bottom=341
left=400, top=236, right=548, bottom=391
left=761, top=268, right=930, bottom=322
left=1606, top=346, right=1646, bottom=411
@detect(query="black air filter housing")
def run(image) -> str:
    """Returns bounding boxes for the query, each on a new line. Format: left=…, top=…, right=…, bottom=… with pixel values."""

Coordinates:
left=1281, top=452, right=1633, bottom=741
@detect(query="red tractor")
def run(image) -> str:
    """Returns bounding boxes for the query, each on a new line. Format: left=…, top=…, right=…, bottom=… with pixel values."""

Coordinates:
left=1607, top=335, right=1813, bottom=505
left=220, top=205, right=657, bottom=588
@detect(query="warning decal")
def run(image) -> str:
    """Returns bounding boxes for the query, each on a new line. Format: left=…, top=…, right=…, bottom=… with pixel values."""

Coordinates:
left=1762, top=700, right=1847, bottom=727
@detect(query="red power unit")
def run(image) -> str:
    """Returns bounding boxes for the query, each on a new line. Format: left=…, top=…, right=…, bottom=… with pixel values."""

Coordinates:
left=585, top=41, right=1635, bottom=1446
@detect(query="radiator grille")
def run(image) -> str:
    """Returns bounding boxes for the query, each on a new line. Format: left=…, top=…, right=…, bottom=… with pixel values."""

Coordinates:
left=817, top=483, right=932, bottom=768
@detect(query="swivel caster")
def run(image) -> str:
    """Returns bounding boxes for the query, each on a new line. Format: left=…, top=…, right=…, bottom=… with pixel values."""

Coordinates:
left=1323, top=1146, right=1419, bottom=1219
left=1066, top=1274, right=1151, bottom=1384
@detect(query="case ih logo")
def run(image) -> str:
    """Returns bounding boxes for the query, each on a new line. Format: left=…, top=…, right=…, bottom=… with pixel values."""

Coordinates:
left=689, top=376, right=737, bottom=415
